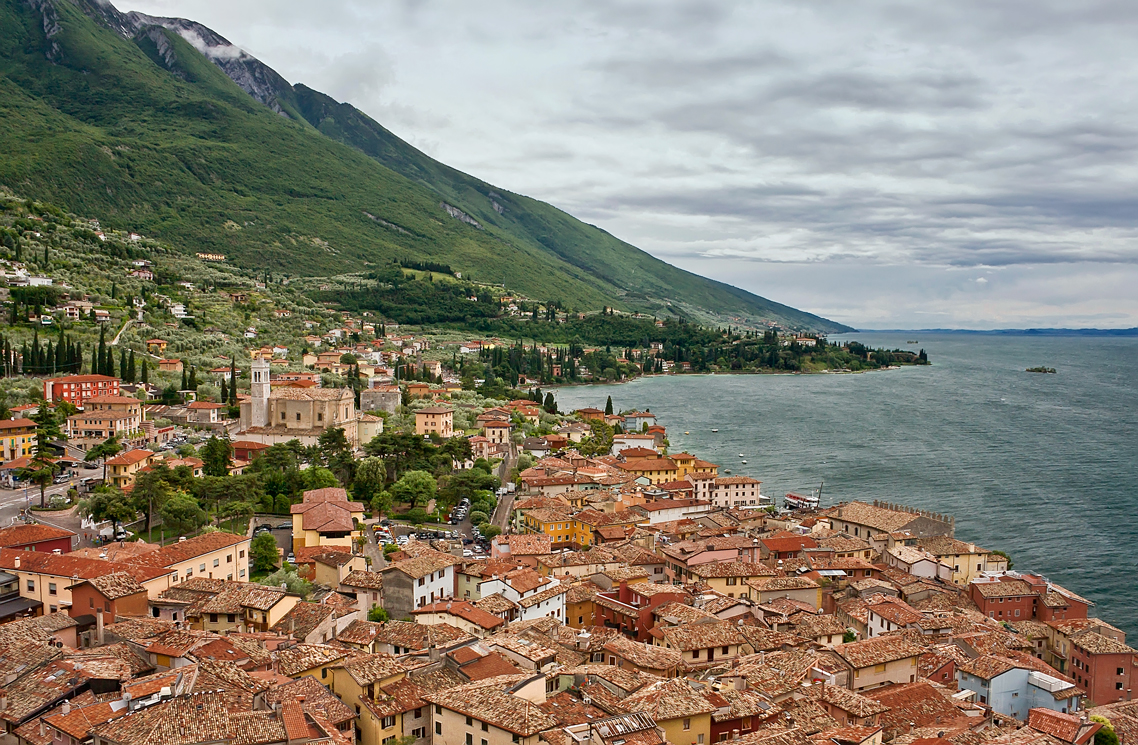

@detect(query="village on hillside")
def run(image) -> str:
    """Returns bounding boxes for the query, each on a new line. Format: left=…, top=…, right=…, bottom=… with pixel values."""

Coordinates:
left=0, top=198, right=1130, bottom=745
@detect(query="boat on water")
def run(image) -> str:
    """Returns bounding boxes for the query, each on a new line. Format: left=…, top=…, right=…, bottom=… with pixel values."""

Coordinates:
left=738, top=453, right=745, bottom=458
left=684, top=431, right=690, bottom=435
left=724, top=469, right=732, bottom=474
left=711, top=429, right=719, bottom=433
left=741, top=460, right=747, bottom=464
left=784, top=491, right=819, bottom=510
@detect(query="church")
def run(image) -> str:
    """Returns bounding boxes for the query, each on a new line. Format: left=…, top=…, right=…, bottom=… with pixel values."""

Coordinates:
left=236, top=357, right=380, bottom=447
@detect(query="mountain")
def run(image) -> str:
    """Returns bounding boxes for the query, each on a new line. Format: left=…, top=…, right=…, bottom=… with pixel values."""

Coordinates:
left=0, top=0, right=851, bottom=332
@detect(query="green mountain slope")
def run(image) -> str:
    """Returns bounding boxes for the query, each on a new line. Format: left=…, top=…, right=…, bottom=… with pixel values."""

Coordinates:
left=0, top=0, right=851, bottom=332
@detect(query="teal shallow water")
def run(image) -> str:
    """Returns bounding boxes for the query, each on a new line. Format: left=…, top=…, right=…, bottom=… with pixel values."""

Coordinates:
left=552, top=332, right=1138, bottom=636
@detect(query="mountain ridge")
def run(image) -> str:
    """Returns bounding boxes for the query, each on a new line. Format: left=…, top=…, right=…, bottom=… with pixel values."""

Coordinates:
left=0, top=0, right=852, bottom=333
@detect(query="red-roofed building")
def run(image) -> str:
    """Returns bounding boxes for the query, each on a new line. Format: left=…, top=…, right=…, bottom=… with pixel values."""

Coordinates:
left=760, top=533, right=819, bottom=562
left=232, top=441, right=270, bottom=462
left=0, top=524, right=75, bottom=554
left=43, top=375, right=120, bottom=407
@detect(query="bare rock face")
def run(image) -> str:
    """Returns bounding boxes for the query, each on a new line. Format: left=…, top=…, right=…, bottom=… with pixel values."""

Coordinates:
left=21, top=0, right=63, bottom=63
left=122, top=11, right=294, bottom=114
left=441, top=203, right=484, bottom=230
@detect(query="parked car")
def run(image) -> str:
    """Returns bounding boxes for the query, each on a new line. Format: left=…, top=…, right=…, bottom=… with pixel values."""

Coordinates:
left=462, top=549, right=473, bottom=558
left=253, top=525, right=271, bottom=535
left=276, top=522, right=292, bottom=530
left=286, top=553, right=296, bottom=564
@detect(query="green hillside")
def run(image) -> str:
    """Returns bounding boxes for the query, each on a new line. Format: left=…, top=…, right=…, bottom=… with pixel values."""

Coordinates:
left=0, top=0, right=851, bottom=332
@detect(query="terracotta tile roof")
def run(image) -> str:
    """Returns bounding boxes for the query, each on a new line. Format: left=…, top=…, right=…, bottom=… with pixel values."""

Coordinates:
left=340, top=569, right=384, bottom=591
left=414, top=600, right=506, bottom=631
left=0, top=524, right=75, bottom=547
left=423, top=675, right=559, bottom=736
left=791, top=613, right=848, bottom=639
left=653, top=602, right=719, bottom=625
left=497, top=534, right=552, bottom=555
left=1070, top=629, right=1138, bottom=655
left=803, top=684, right=890, bottom=718
left=1027, top=708, right=1099, bottom=743
left=383, top=554, right=458, bottom=580
left=618, top=678, right=717, bottom=721
left=831, top=502, right=920, bottom=533
left=474, top=593, right=519, bottom=616
left=656, top=620, right=746, bottom=653
left=747, top=576, right=820, bottom=593
left=340, top=653, right=409, bottom=686
left=835, top=635, right=924, bottom=669
left=134, top=532, right=248, bottom=568
left=103, top=617, right=176, bottom=642
left=970, top=579, right=1034, bottom=598
left=864, top=681, right=968, bottom=738
left=603, top=636, right=682, bottom=670
left=90, top=691, right=287, bottom=745
left=105, top=449, right=154, bottom=466
left=263, top=676, right=354, bottom=726
left=367, top=620, right=473, bottom=651
left=0, top=548, right=169, bottom=583
left=459, top=651, right=525, bottom=681
left=690, top=561, right=776, bottom=579
left=71, top=572, right=146, bottom=600
left=269, top=602, right=335, bottom=639
left=274, top=643, right=352, bottom=676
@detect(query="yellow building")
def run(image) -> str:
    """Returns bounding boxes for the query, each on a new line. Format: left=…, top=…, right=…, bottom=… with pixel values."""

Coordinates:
left=329, top=655, right=409, bottom=745
left=917, top=536, right=1008, bottom=586
left=424, top=674, right=555, bottom=745
left=520, top=508, right=582, bottom=550
left=290, top=487, right=365, bottom=554
left=619, top=678, right=716, bottom=745
left=616, top=457, right=678, bottom=485
left=688, top=561, right=774, bottom=599
left=670, top=452, right=718, bottom=479
left=0, top=419, right=37, bottom=461
left=104, top=448, right=155, bottom=489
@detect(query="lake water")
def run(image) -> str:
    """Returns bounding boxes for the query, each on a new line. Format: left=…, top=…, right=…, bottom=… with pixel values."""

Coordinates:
left=552, top=332, right=1138, bottom=636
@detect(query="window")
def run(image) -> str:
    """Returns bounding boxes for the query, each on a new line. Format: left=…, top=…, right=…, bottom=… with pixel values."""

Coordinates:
left=227, top=554, right=233, bottom=563
left=48, top=583, right=56, bottom=595
left=281, top=412, right=286, bottom=421
left=296, top=413, right=302, bottom=421
left=321, top=668, right=328, bottom=679
left=726, top=577, right=737, bottom=586
left=466, top=735, right=473, bottom=745
left=435, top=723, right=442, bottom=736
left=436, top=706, right=442, bottom=715
left=481, top=723, right=488, bottom=732
left=200, top=563, right=206, bottom=572
left=466, top=717, right=473, bottom=727
left=227, top=614, right=236, bottom=623
left=1119, top=668, right=1125, bottom=675
left=683, top=719, right=691, bottom=731
left=26, top=580, right=34, bottom=592
left=213, top=558, right=220, bottom=567
left=419, top=578, right=426, bottom=587
left=317, top=413, right=323, bottom=422
left=89, top=597, right=94, bottom=608
left=692, top=650, right=700, bottom=659
left=1119, top=682, right=1125, bottom=690
left=239, top=550, right=245, bottom=558
left=382, top=716, right=396, bottom=729
left=698, top=736, right=704, bottom=744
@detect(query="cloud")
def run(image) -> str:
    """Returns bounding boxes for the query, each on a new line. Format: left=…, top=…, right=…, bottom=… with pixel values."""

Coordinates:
left=121, top=0, right=1138, bottom=327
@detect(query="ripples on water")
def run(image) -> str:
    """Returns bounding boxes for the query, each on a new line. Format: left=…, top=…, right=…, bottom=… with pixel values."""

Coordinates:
left=553, top=332, right=1138, bottom=636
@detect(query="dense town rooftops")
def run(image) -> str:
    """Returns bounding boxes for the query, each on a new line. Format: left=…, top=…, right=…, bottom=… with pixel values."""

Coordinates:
left=414, top=600, right=506, bottom=631
left=835, top=635, right=925, bottom=669
left=618, top=678, right=718, bottom=720
left=423, top=675, right=559, bottom=736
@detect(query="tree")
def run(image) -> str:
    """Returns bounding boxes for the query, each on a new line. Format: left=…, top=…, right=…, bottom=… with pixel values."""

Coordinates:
left=367, top=605, right=390, bottom=622
left=131, top=467, right=171, bottom=532
left=543, top=392, right=557, bottom=414
left=605, top=395, right=613, bottom=415
left=353, top=457, right=387, bottom=505
left=85, top=434, right=122, bottom=482
left=200, top=436, right=233, bottom=478
left=480, top=525, right=501, bottom=539
left=390, top=471, right=437, bottom=509
left=260, top=566, right=312, bottom=599
left=842, top=630, right=857, bottom=644
left=159, top=492, right=208, bottom=536
left=141, top=359, right=149, bottom=384
left=318, top=427, right=355, bottom=485
left=78, top=486, right=136, bottom=528
left=468, top=510, right=488, bottom=526
left=303, top=467, right=339, bottom=491
left=1092, top=716, right=1118, bottom=745
left=23, top=404, right=62, bottom=508
left=370, top=491, right=393, bottom=520
left=403, top=507, right=429, bottom=525
left=250, top=532, right=279, bottom=573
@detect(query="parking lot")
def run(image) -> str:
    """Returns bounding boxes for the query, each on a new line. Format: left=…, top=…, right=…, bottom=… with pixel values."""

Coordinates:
left=251, top=517, right=294, bottom=562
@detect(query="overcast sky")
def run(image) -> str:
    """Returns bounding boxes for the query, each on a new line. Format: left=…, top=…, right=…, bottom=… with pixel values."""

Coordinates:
left=127, top=0, right=1138, bottom=329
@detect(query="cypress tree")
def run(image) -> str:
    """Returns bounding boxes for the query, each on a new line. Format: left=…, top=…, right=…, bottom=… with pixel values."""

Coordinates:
left=106, top=348, right=115, bottom=378
left=228, top=358, right=236, bottom=404
left=181, top=368, right=187, bottom=391
left=119, top=349, right=127, bottom=380
left=97, top=327, right=106, bottom=376
left=141, top=359, right=149, bottom=384
left=188, top=366, right=198, bottom=390
left=126, top=350, right=136, bottom=382
left=90, top=345, right=98, bottom=376
left=220, top=377, right=228, bottom=404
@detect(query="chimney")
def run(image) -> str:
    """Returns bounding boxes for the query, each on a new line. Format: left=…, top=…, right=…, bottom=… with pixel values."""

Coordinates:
left=13, top=556, right=18, bottom=569
left=0, top=694, right=6, bottom=712
left=96, top=608, right=105, bottom=646
left=39, top=720, right=45, bottom=737
left=61, top=700, right=70, bottom=716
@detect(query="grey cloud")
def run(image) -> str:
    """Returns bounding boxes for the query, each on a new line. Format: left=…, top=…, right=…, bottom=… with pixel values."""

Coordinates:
left=122, top=0, right=1138, bottom=327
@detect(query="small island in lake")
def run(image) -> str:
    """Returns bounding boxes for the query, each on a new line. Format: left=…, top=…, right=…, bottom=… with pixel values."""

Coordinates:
left=1026, top=366, right=1057, bottom=373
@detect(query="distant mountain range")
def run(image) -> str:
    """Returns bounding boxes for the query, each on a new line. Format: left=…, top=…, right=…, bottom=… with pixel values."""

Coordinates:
left=0, top=0, right=850, bottom=332
left=861, top=328, right=1138, bottom=336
